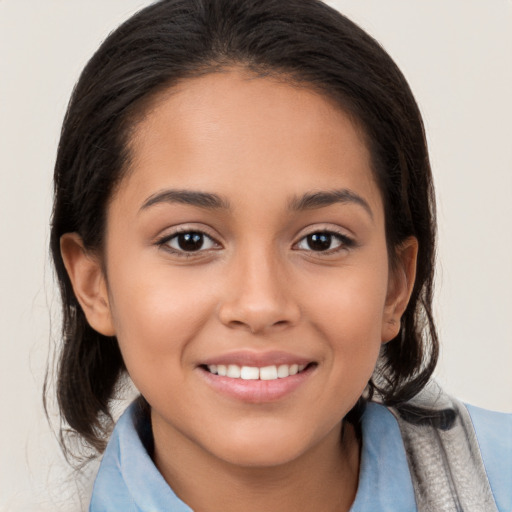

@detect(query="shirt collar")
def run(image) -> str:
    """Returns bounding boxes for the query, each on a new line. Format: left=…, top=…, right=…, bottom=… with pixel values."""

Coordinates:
left=92, top=401, right=416, bottom=511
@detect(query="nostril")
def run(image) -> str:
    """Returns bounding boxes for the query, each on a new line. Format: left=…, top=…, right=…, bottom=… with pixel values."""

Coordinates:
left=218, top=293, right=301, bottom=334
left=270, top=320, right=293, bottom=331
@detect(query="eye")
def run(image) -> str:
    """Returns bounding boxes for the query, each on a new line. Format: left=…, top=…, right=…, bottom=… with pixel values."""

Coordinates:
left=163, top=231, right=219, bottom=253
left=295, top=231, right=352, bottom=252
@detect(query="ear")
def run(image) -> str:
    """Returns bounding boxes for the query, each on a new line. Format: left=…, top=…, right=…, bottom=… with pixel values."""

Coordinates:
left=60, top=233, right=116, bottom=336
left=381, top=236, right=418, bottom=343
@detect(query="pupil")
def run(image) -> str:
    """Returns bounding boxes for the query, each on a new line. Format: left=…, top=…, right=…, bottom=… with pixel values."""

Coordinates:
left=308, top=233, right=331, bottom=251
left=178, top=232, right=203, bottom=251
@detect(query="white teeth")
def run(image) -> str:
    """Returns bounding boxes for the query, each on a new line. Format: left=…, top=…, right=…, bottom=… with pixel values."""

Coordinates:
left=277, top=364, right=289, bottom=378
left=206, top=363, right=309, bottom=380
left=260, top=365, right=278, bottom=380
left=226, top=364, right=241, bottom=378
left=241, top=366, right=260, bottom=380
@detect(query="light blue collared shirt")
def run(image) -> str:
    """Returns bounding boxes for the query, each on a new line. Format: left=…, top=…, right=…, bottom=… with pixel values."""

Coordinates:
left=90, top=401, right=512, bottom=511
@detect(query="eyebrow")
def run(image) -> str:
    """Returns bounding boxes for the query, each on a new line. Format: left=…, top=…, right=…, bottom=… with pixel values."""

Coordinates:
left=140, top=187, right=373, bottom=219
left=140, top=189, right=230, bottom=212
left=289, top=189, right=374, bottom=219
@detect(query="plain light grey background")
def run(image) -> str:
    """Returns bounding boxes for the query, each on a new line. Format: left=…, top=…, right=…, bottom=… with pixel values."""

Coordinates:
left=1, top=1, right=511, bottom=510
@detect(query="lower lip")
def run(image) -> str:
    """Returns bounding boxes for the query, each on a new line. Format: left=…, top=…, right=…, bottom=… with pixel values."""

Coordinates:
left=197, top=365, right=315, bottom=403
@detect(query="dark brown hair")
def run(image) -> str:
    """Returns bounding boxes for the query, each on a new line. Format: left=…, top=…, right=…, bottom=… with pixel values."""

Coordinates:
left=48, top=0, right=438, bottom=456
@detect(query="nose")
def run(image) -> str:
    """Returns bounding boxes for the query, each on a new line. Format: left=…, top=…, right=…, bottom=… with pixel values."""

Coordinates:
left=217, top=247, right=301, bottom=334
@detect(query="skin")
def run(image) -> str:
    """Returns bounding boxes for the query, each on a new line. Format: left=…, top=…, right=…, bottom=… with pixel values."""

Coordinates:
left=61, top=68, right=417, bottom=512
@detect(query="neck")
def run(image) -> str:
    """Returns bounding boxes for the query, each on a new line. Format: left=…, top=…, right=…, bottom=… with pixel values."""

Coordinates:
left=153, top=420, right=360, bottom=512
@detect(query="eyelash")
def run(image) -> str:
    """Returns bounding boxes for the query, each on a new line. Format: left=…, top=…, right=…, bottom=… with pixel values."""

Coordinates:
left=156, top=229, right=220, bottom=257
left=294, top=231, right=355, bottom=254
left=156, top=229, right=355, bottom=257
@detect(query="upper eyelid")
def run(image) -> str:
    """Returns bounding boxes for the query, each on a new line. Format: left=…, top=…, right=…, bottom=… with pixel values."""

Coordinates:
left=295, top=232, right=352, bottom=245
left=294, top=225, right=354, bottom=243
left=156, top=225, right=221, bottom=243
left=155, top=225, right=355, bottom=248
left=162, top=233, right=218, bottom=247
left=293, top=229, right=356, bottom=254
left=157, top=230, right=222, bottom=257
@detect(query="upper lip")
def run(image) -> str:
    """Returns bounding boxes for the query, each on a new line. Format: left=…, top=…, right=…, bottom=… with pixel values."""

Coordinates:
left=200, top=350, right=314, bottom=368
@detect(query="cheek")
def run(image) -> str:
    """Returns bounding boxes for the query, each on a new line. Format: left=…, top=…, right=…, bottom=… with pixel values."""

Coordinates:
left=301, top=261, right=389, bottom=380
left=107, top=260, right=217, bottom=373
left=306, top=264, right=389, bottom=337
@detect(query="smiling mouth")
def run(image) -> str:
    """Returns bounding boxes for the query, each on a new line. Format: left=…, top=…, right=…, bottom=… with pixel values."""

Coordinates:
left=201, top=363, right=315, bottom=381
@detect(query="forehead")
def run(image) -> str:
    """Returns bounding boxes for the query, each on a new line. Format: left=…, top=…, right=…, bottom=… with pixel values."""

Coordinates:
left=117, top=68, right=382, bottom=216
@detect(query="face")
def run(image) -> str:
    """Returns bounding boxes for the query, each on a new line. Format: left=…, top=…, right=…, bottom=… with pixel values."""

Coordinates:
left=66, top=69, right=414, bottom=470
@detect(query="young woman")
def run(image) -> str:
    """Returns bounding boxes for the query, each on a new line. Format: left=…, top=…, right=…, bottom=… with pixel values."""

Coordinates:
left=49, top=0, right=512, bottom=510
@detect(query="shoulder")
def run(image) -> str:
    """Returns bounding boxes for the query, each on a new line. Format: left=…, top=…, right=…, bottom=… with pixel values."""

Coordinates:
left=89, top=406, right=141, bottom=512
left=465, top=404, right=512, bottom=512
left=359, top=383, right=512, bottom=512
left=89, top=402, right=193, bottom=512
left=350, top=402, right=417, bottom=511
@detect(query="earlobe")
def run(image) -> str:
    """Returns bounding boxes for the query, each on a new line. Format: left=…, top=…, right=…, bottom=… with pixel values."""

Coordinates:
left=382, top=236, right=418, bottom=343
left=60, top=233, right=116, bottom=336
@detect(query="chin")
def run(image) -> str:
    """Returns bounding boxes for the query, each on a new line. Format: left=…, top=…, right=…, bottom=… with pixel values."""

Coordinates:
left=204, top=425, right=321, bottom=469
left=215, top=444, right=305, bottom=469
